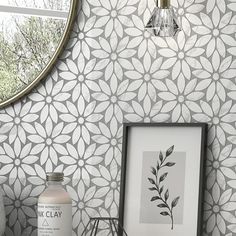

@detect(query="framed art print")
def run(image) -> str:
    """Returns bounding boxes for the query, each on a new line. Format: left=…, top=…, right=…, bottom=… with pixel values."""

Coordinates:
left=119, top=123, right=207, bottom=236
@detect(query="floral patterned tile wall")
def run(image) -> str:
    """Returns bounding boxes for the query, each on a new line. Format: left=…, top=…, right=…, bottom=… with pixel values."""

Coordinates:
left=0, top=0, right=236, bottom=235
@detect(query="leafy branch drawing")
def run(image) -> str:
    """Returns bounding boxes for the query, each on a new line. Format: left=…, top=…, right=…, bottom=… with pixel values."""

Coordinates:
left=148, top=145, right=180, bottom=230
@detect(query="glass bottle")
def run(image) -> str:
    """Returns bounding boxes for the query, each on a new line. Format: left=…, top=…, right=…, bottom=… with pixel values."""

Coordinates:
left=38, top=172, right=72, bottom=236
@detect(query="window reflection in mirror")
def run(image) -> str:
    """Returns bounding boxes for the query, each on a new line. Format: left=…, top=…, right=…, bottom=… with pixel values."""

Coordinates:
left=0, top=0, right=70, bottom=103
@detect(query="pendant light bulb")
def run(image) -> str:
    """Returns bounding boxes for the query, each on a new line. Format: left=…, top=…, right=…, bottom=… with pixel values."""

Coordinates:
left=145, top=0, right=181, bottom=37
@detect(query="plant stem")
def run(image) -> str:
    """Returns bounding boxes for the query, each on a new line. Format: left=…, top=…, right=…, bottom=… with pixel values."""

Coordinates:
left=150, top=149, right=176, bottom=230
left=158, top=152, right=170, bottom=171
left=154, top=151, right=175, bottom=229
left=170, top=209, right=173, bottom=230
left=154, top=183, right=173, bottom=228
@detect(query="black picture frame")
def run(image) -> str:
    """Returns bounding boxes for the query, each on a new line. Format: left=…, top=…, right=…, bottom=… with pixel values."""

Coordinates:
left=119, top=123, right=207, bottom=236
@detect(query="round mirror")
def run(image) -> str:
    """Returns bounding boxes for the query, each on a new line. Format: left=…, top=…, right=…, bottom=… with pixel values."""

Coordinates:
left=0, top=0, right=77, bottom=107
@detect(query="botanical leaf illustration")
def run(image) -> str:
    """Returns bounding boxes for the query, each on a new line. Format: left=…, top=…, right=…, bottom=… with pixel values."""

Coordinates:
left=159, top=173, right=168, bottom=182
left=151, top=167, right=157, bottom=176
left=159, top=186, right=163, bottom=194
left=164, top=190, right=169, bottom=201
left=166, top=145, right=174, bottom=157
left=171, top=197, right=180, bottom=208
left=159, top=152, right=164, bottom=162
left=151, top=196, right=160, bottom=201
left=147, top=145, right=180, bottom=230
left=148, top=178, right=155, bottom=185
left=149, top=187, right=157, bottom=191
left=165, top=162, right=175, bottom=167
left=160, top=211, right=169, bottom=216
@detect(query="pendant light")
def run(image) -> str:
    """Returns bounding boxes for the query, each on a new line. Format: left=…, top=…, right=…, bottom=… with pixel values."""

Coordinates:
left=145, top=0, right=181, bottom=37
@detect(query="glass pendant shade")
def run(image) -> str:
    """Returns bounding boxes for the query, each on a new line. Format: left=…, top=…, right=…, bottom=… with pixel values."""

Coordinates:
left=145, top=1, right=181, bottom=37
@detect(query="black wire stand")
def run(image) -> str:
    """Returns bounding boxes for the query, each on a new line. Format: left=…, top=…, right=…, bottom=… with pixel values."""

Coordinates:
left=81, top=217, right=128, bottom=236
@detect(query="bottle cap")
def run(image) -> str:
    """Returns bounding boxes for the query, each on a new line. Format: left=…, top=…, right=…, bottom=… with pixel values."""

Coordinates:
left=46, top=172, right=64, bottom=182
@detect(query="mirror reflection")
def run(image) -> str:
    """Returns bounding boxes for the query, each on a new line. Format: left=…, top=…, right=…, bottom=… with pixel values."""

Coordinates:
left=0, top=0, right=71, bottom=103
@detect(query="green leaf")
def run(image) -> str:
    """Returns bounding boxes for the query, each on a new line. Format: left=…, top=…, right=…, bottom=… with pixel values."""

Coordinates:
left=164, top=189, right=169, bottom=201
left=159, top=152, right=163, bottom=162
left=151, top=196, right=160, bottom=202
left=148, top=178, right=155, bottom=185
left=157, top=203, right=167, bottom=208
left=166, top=145, right=174, bottom=157
left=159, top=173, right=168, bottom=182
left=171, top=196, right=180, bottom=208
left=165, top=162, right=175, bottom=167
left=160, top=211, right=169, bottom=216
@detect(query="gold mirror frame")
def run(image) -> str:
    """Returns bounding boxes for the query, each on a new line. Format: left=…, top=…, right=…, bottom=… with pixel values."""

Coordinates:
left=0, top=0, right=78, bottom=109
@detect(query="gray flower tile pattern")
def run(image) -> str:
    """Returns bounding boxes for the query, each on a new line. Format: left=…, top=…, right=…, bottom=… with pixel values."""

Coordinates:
left=0, top=0, right=236, bottom=235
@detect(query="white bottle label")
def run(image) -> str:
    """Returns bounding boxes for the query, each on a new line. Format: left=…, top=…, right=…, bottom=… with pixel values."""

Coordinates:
left=38, top=203, right=72, bottom=236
